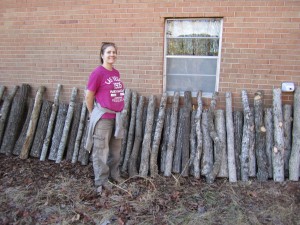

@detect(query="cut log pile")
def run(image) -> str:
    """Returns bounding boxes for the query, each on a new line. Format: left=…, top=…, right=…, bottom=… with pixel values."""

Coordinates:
left=0, top=84, right=299, bottom=183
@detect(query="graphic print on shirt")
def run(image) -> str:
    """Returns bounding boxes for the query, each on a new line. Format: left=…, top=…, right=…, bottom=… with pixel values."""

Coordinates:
left=105, top=76, right=124, bottom=103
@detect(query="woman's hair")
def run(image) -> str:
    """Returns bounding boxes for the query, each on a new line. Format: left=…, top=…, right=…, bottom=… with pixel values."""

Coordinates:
left=100, top=42, right=117, bottom=64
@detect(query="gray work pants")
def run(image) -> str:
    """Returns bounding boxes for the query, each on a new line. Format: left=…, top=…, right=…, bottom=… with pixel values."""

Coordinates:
left=92, top=119, right=122, bottom=186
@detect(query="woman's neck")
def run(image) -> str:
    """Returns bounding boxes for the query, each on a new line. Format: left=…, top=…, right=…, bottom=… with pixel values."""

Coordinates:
left=102, top=63, right=113, bottom=71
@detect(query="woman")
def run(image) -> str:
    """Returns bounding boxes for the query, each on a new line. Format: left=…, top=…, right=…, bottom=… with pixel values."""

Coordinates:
left=85, top=42, right=125, bottom=194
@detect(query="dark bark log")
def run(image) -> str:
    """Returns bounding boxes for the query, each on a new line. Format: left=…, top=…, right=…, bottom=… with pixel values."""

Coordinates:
left=120, top=89, right=132, bottom=166
left=173, top=107, right=184, bottom=174
left=283, top=104, right=292, bottom=177
left=0, top=85, right=5, bottom=102
left=150, top=93, right=167, bottom=177
left=160, top=107, right=171, bottom=174
left=48, top=103, right=68, bottom=161
left=249, top=107, right=256, bottom=177
left=254, top=90, right=268, bottom=181
left=128, top=96, right=145, bottom=177
left=233, top=111, right=243, bottom=180
left=56, top=87, right=78, bottom=163
left=78, top=114, right=90, bottom=165
left=40, top=84, right=62, bottom=161
left=72, top=101, right=87, bottom=163
left=164, top=92, right=180, bottom=176
left=272, top=88, right=285, bottom=182
left=264, top=108, right=274, bottom=178
left=189, top=109, right=197, bottom=177
left=13, top=98, right=35, bottom=156
left=65, top=102, right=82, bottom=161
left=30, top=100, right=52, bottom=158
left=192, top=91, right=203, bottom=179
left=225, top=92, right=237, bottom=182
left=20, top=86, right=46, bottom=159
left=289, top=87, right=300, bottom=181
left=0, top=85, right=19, bottom=148
left=1, top=84, right=30, bottom=156
left=241, top=90, right=252, bottom=181
left=180, top=91, right=192, bottom=177
left=121, top=91, right=137, bottom=173
left=139, top=95, right=156, bottom=177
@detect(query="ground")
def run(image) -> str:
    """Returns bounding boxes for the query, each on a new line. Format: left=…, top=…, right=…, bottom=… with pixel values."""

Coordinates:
left=0, top=154, right=299, bottom=225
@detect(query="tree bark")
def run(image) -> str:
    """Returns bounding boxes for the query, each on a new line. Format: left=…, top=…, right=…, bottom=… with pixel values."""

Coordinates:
left=72, top=101, right=87, bottom=163
left=254, top=90, right=268, bottom=181
left=48, top=103, right=68, bottom=161
left=189, top=109, right=197, bottom=177
left=192, top=91, right=203, bottom=179
left=56, top=87, right=78, bottom=163
left=30, top=100, right=52, bottom=158
left=215, top=109, right=228, bottom=178
left=225, top=92, right=237, bottom=182
left=283, top=104, right=292, bottom=177
left=0, top=85, right=5, bottom=102
left=233, top=111, right=243, bottom=180
left=180, top=91, right=192, bottom=177
left=164, top=92, right=180, bottom=177
left=65, top=102, right=82, bottom=161
left=40, top=84, right=62, bottom=161
left=19, top=86, right=46, bottom=159
left=139, top=95, right=156, bottom=177
left=150, top=93, right=167, bottom=177
left=201, top=109, right=214, bottom=177
left=160, top=107, right=171, bottom=174
left=1, top=84, right=30, bottom=156
left=289, top=87, right=300, bottom=181
left=272, top=88, right=285, bottom=182
left=248, top=107, right=256, bottom=177
left=120, top=89, right=132, bottom=166
left=0, top=85, right=19, bottom=148
left=13, top=98, right=35, bottom=156
left=121, top=91, right=137, bottom=173
left=241, top=90, right=251, bottom=182
left=264, top=108, right=274, bottom=178
left=128, top=96, right=145, bottom=177
left=78, top=114, right=90, bottom=165
left=173, top=107, right=184, bottom=174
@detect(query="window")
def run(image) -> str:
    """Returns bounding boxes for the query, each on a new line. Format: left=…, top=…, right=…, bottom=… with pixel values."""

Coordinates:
left=164, top=18, right=223, bottom=97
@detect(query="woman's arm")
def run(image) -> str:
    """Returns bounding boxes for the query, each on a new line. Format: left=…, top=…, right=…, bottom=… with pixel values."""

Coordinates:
left=85, top=90, right=95, bottom=115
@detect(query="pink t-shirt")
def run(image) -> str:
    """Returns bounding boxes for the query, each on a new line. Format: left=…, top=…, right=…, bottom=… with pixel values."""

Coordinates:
left=87, top=66, right=125, bottom=119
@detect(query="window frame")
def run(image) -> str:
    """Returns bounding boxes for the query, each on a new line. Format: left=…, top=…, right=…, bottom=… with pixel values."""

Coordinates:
left=163, top=18, right=223, bottom=97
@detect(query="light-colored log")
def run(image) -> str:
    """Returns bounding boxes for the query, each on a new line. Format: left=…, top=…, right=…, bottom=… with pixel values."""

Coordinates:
left=201, top=109, right=213, bottom=177
left=264, top=108, right=274, bottom=178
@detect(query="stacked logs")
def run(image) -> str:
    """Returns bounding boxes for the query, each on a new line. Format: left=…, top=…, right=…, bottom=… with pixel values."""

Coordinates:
left=0, top=84, right=299, bottom=183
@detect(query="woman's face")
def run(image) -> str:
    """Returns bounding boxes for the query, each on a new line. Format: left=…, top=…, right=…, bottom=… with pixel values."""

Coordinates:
left=102, top=46, right=117, bottom=65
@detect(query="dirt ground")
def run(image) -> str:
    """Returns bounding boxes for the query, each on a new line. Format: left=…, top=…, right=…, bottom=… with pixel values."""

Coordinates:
left=0, top=154, right=299, bottom=225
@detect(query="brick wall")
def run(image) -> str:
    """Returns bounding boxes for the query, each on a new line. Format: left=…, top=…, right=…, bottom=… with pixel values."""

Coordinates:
left=0, top=0, right=299, bottom=108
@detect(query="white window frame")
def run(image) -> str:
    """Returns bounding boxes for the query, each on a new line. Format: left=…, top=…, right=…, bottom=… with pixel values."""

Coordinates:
left=163, top=18, right=223, bottom=97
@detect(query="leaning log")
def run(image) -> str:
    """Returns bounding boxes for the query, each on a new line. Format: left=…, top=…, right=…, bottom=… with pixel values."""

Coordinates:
left=192, top=91, right=203, bottom=179
left=173, top=107, right=184, bottom=174
left=40, top=84, right=62, bottom=161
left=20, top=86, right=46, bottom=159
left=120, top=89, right=132, bottom=166
left=30, top=100, right=52, bottom=158
left=181, top=91, right=192, bottom=177
left=254, top=90, right=268, bottom=181
left=0, top=85, right=19, bottom=148
left=71, top=101, right=87, bottom=163
left=0, top=86, right=6, bottom=104
left=189, top=109, right=197, bottom=176
left=283, top=104, right=292, bottom=177
left=264, top=108, right=274, bottom=178
left=233, top=111, right=243, bottom=180
left=56, top=87, right=78, bottom=163
left=164, top=92, right=180, bottom=176
left=289, top=87, right=300, bottom=181
left=249, top=107, right=256, bottom=177
left=48, top=103, right=68, bottom=161
left=1, top=84, right=30, bottom=156
left=241, top=90, right=251, bottom=181
left=225, top=92, right=237, bottom=182
left=65, top=103, right=82, bottom=161
left=13, top=98, right=35, bottom=156
left=272, top=88, right=285, bottom=182
left=201, top=109, right=213, bottom=177
left=128, top=96, right=145, bottom=177
left=121, top=91, right=137, bottom=173
left=150, top=93, right=167, bottom=177
left=160, top=107, right=171, bottom=173
left=78, top=114, right=90, bottom=166
left=139, top=95, right=156, bottom=177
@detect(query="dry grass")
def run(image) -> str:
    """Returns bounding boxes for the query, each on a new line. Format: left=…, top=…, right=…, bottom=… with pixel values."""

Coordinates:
left=0, top=155, right=299, bottom=225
